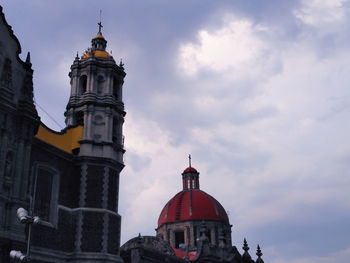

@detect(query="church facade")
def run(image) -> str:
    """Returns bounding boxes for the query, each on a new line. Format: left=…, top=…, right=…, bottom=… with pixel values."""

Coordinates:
left=0, top=6, right=264, bottom=263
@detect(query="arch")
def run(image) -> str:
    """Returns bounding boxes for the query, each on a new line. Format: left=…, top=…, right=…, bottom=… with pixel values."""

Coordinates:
left=75, top=111, right=84, bottom=126
left=79, top=75, right=87, bottom=94
left=113, top=77, right=119, bottom=99
left=112, top=116, right=119, bottom=142
left=97, top=75, right=104, bottom=94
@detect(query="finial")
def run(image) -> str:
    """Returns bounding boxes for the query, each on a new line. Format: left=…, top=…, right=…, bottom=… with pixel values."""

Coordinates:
left=242, top=238, right=253, bottom=261
left=256, top=245, right=262, bottom=257
left=75, top=51, right=79, bottom=60
left=25, top=52, right=31, bottom=64
left=137, top=233, right=143, bottom=246
left=256, top=245, right=264, bottom=263
left=243, top=238, right=249, bottom=252
left=188, top=154, right=192, bottom=167
left=98, top=9, right=103, bottom=34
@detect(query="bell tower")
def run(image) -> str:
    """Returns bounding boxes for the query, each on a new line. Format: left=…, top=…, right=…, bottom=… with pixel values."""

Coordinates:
left=64, top=24, right=126, bottom=263
left=65, top=25, right=125, bottom=162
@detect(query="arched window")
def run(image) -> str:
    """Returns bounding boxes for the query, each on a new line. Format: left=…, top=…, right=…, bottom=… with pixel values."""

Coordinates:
left=75, top=111, right=84, bottom=126
left=113, top=77, right=119, bottom=99
left=32, top=164, right=59, bottom=226
left=112, top=116, right=118, bottom=142
left=97, top=75, right=104, bottom=94
left=79, top=75, right=87, bottom=94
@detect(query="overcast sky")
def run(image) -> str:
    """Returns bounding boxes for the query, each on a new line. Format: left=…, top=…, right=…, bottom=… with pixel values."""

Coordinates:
left=2, top=1, right=350, bottom=262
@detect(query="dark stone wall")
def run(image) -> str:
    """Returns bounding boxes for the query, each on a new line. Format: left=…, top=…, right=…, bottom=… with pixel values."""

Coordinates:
left=31, top=208, right=76, bottom=252
left=108, top=213, right=121, bottom=255
left=85, top=165, right=104, bottom=208
left=81, top=211, right=103, bottom=252
left=59, top=165, right=80, bottom=208
left=108, top=168, right=119, bottom=211
left=30, top=140, right=77, bottom=253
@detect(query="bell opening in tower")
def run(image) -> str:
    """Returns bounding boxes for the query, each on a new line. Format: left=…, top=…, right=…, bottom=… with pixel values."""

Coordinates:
left=175, top=231, right=185, bottom=249
left=79, top=75, right=87, bottom=94
left=75, top=111, right=84, bottom=126
left=113, top=77, right=119, bottom=99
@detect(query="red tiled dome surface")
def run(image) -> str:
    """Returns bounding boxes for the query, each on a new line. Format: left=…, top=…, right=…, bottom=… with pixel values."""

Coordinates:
left=158, top=190, right=229, bottom=227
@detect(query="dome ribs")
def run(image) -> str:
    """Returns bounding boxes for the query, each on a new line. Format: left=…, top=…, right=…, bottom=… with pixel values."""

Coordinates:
left=175, top=192, right=185, bottom=221
left=208, top=195, right=219, bottom=216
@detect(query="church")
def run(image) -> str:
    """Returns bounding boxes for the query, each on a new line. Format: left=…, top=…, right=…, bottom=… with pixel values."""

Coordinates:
left=0, top=5, right=264, bottom=263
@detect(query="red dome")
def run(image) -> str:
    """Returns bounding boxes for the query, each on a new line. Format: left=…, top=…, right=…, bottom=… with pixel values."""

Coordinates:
left=158, top=190, right=229, bottom=227
left=183, top=167, right=198, bottom=173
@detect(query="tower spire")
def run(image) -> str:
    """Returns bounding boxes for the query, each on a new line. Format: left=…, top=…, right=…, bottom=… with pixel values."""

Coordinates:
left=188, top=154, right=192, bottom=167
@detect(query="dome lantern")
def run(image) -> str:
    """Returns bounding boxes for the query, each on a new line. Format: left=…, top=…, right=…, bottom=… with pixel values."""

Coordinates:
left=182, top=155, right=200, bottom=190
left=91, top=20, right=107, bottom=51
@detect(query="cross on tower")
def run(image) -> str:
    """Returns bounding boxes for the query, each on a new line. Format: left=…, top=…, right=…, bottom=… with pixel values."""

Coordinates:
left=98, top=10, right=103, bottom=33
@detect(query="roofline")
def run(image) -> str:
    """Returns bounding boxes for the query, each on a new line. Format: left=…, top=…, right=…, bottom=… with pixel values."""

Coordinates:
left=0, top=5, right=27, bottom=67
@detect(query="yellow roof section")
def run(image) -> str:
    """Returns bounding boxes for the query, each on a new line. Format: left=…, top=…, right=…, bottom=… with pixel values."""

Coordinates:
left=95, top=33, right=105, bottom=39
left=35, top=123, right=83, bottom=153
left=82, top=50, right=111, bottom=59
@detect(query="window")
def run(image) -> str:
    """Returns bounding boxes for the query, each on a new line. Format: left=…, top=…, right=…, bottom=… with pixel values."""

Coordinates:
left=75, top=111, right=84, bottom=126
left=112, top=116, right=119, bottom=143
left=34, top=169, right=53, bottom=221
left=97, top=75, right=104, bottom=94
left=113, top=77, right=118, bottom=99
left=32, top=164, right=59, bottom=226
left=175, top=231, right=185, bottom=248
left=79, top=75, right=87, bottom=94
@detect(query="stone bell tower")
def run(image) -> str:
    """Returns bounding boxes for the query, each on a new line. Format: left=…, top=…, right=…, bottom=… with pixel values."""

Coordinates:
left=65, top=24, right=125, bottom=162
left=63, top=23, right=126, bottom=263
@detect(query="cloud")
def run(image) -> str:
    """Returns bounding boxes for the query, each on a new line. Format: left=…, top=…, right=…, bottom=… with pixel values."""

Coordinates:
left=171, top=9, right=350, bottom=262
left=269, top=245, right=350, bottom=263
left=120, top=111, right=193, bottom=239
left=294, top=0, right=349, bottom=27
left=178, top=14, right=270, bottom=76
